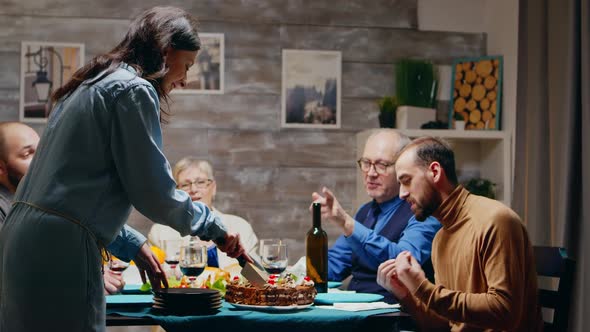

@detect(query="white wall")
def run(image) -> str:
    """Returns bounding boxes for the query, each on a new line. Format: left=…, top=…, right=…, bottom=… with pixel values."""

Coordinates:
left=482, top=0, right=519, bottom=137
left=418, top=0, right=519, bottom=198
left=418, top=0, right=518, bottom=133
left=418, top=0, right=488, bottom=33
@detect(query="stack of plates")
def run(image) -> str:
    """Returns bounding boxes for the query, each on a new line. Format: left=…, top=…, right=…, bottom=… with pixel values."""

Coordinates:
left=152, top=288, right=222, bottom=315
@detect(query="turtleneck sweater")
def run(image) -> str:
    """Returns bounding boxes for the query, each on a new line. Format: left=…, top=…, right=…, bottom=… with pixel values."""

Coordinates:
left=400, top=186, right=543, bottom=331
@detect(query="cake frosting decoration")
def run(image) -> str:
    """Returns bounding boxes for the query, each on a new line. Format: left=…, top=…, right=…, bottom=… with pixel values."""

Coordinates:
left=225, top=273, right=317, bottom=306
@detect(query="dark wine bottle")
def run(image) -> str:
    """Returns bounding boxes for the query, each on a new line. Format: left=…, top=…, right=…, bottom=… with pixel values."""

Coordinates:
left=306, top=202, right=328, bottom=293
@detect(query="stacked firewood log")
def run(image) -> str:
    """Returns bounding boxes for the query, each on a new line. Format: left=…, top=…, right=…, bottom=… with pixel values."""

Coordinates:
left=452, top=59, right=500, bottom=129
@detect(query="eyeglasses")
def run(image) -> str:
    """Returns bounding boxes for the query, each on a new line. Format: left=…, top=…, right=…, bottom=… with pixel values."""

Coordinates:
left=357, top=158, right=394, bottom=175
left=178, top=178, right=213, bottom=191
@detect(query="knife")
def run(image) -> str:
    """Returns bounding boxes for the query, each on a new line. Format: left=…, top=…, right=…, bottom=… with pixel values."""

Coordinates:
left=237, top=251, right=265, bottom=271
left=236, top=252, right=268, bottom=287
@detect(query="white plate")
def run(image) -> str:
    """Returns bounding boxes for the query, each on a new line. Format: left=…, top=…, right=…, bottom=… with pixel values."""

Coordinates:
left=229, top=302, right=313, bottom=312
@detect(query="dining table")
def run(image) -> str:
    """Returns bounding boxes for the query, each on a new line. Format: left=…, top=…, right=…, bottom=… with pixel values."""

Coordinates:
left=106, top=290, right=414, bottom=332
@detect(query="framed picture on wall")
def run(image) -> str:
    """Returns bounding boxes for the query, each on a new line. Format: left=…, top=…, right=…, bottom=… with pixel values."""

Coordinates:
left=172, top=33, right=224, bottom=95
left=20, top=41, right=85, bottom=123
left=448, top=55, right=503, bottom=130
left=281, top=49, right=341, bottom=129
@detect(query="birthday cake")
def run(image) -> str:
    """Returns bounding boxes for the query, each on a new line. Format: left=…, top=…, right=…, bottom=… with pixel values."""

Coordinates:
left=225, top=274, right=317, bottom=306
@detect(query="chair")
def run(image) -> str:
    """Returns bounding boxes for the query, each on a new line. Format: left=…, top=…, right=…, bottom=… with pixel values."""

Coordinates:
left=533, top=246, right=575, bottom=332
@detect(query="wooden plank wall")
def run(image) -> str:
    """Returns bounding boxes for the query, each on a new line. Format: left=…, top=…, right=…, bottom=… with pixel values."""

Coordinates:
left=0, top=0, right=485, bottom=262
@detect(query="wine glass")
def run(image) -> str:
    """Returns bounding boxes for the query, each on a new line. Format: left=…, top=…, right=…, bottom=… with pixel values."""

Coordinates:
left=260, top=238, right=282, bottom=246
left=163, top=239, right=182, bottom=268
left=162, top=239, right=182, bottom=280
left=260, top=240, right=288, bottom=277
left=259, top=238, right=284, bottom=256
left=179, top=241, right=207, bottom=281
left=108, top=257, right=130, bottom=272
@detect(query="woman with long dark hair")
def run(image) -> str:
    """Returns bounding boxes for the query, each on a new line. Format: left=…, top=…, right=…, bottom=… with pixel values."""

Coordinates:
left=0, top=7, right=246, bottom=331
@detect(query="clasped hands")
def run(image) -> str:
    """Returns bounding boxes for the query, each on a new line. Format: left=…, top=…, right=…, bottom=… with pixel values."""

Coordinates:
left=377, top=251, right=427, bottom=300
left=103, top=269, right=125, bottom=295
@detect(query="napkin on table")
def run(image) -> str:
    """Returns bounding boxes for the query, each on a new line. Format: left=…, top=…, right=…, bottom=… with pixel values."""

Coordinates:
left=316, top=301, right=401, bottom=312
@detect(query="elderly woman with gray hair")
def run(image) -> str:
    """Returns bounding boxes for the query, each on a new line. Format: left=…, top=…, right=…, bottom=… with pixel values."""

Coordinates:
left=149, top=157, right=259, bottom=270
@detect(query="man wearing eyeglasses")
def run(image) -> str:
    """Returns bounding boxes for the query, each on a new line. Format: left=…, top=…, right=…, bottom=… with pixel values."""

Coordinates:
left=312, top=129, right=441, bottom=303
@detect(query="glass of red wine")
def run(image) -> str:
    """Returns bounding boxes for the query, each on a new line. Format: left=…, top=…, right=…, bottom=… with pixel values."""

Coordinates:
left=163, top=239, right=182, bottom=280
left=179, top=241, right=207, bottom=281
left=163, top=240, right=182, bottom=268
left=260, top=240, right=288, bottom=277
left=108, top=258, right=130, bottom=273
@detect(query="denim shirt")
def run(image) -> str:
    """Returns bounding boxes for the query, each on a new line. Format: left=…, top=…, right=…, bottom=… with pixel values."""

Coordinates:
left=15, top=64, right=226, bottom=261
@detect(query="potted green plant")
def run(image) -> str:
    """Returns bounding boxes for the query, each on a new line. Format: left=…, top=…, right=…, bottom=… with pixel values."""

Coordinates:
left=378, top=96, right=398, bottom=128
left=453, top=112, right=466, bottom=130
left=463, top=178, right=496, bottom=199
left=396, top=59, right=437, bottom=108
left=395, top=59, right=438, bottom=129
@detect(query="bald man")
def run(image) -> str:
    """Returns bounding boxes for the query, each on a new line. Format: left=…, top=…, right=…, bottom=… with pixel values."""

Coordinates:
left=0, top=122, right=39, bottom=223
left=312, top=129, right=441, bottom=303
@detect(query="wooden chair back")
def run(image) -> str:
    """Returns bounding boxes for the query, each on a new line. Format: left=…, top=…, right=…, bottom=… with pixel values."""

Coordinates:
left=534, top=246, right=575, bottom=332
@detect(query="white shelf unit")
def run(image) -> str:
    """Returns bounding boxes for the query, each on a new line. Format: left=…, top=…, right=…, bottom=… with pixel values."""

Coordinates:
left=355, top=129, right=512, bottom=209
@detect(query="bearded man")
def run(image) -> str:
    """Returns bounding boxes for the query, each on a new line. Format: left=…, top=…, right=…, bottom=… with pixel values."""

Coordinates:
left=0, top=122, right=39, bottom=223
left=377, top=136, right=543, bottom=331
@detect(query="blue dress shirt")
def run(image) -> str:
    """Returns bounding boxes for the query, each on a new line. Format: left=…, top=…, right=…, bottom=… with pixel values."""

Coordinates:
left=328, top=196, right=441, bottom=281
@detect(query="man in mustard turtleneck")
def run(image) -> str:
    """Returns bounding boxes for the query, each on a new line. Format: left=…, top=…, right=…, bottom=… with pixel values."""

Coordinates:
left=376, top=137, right=543, bottom=331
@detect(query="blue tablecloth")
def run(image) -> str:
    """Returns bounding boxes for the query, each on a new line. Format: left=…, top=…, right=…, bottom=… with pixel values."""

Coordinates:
left=328, top=281, right=343, bottom=288
left=106, top=294, right=153, bottom=307
left=108, top=301, right=400, bottom=332
left=121, top=284, right=150, bottom=295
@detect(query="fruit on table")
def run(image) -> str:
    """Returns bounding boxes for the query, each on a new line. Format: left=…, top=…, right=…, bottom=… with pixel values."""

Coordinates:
left=150, top=246, right=166, bottom=264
